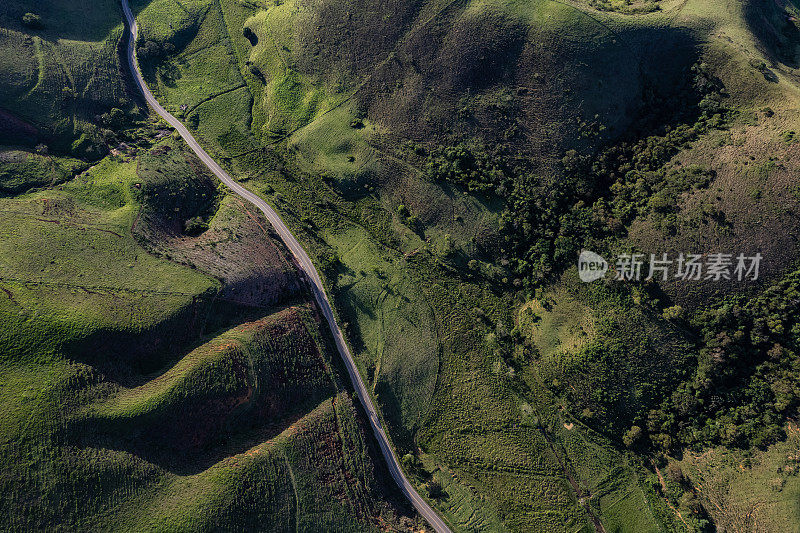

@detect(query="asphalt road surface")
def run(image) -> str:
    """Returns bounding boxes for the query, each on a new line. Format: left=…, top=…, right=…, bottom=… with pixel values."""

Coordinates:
left=120, top=2, right=452, bottom=531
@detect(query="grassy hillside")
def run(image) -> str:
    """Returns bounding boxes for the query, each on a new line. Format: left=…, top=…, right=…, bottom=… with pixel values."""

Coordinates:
left=0, top=0, right=141, bottom=157
left=3, top=0, right=800, bottom=530
left=0, top=115, right=418, bottom=531
left=124, top=0, right=800, bottom=530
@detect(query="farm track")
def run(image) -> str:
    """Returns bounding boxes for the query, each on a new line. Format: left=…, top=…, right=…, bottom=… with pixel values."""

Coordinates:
left=119, top=1, right=452, bottom=531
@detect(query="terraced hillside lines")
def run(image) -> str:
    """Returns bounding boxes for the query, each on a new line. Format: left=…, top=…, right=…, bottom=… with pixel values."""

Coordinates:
left=121, top=1, right=451, bottom=530
left=130, top=0, right=257, bottom=156
left=674, top=424, right=800, bottom=533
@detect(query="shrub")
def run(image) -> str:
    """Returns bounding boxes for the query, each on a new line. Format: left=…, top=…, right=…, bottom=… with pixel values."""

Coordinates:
left=22, top=13, right=43, bottom=29
left=138, top=40, right=174, bottom=60
left=184, top=216, right=208, bottom=236
left=623, top=425, right=642, bottom=448
left=242, top=27, right=258, bottom=46
left=425, top=479, right=443, bottom=498
left=662, top=305, right=685, bottom=321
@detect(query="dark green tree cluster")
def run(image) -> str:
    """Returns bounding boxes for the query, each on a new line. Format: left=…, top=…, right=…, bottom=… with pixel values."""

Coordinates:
left=424, top=142, right=603, bottom=287
left=21, top=12, right=43, bottom=29
left=138, top=40, right=176, bottom=60
left=648, top=270, right=800, bottom=451
left=423, top=63, right=730, bottom=290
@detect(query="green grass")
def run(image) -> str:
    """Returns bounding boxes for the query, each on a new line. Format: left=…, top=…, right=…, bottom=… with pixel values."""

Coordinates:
left=131, top=0, right=212, bottom=45
left=242, top=0, right=344, bottom=138
left=0, top=158, right=213, bottom=293
left=324, top=226, right=440, bottom=436
left=0, top=155, right=218, bottom=368
left=46, top=0, right=800, bottom=530
left=0, top=147, right=87, bottom=194
left=288, top=105, right=381, bottom=186
left=0, top=0, right=133, bottom=155
left=519, top=272, right=695, bottom=439
left=0, top=134, right=413, bottom=531
left=519, top=287, right=595, bottom=360
left=675, top=428, right=800, bottom=532
left=116, top=393, right=393, bottom=532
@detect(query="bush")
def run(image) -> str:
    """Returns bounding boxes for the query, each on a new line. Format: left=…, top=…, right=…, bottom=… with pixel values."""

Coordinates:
left=242, top=27, right=258, bottom=46
left=425, top=479, right=443, bottom=498
left=22, top=13, right=43, bottom=29
left=184, top=216, right=208, bottom=236
left=138, top=40, right=174, bottom=60
left=401, top=453, right=421, bottom=476
left=662, top=305, right=685, bottom=321
left=623, top=425, right=642, bottom=448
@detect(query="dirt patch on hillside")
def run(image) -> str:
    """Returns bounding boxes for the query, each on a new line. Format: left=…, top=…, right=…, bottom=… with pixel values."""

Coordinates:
left=628, top=117, right=800, bottom=308
left=149, top=196, right=302, bottom=309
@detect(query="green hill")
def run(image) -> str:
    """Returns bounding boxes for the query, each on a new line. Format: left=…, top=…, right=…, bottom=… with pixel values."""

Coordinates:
left=125, top=0, right=800, bottom=530
left=4, top=0, right=800, bottom=531
left=0, top=106, right=416, bottom=531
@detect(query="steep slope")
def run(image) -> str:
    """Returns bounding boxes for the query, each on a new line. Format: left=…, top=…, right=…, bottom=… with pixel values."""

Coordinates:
left=0, top=0, right=138, bottom=155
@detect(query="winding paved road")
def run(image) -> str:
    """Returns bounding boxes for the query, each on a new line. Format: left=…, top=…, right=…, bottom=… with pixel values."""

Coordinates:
left=120, top=2, right=452, bottom=532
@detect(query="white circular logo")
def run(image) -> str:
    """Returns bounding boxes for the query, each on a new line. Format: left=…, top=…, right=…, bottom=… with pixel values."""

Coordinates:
left=578, top=250, right=608, bottom=282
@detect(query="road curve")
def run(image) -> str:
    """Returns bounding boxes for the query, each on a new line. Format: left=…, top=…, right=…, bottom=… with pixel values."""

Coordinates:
left=120, top=2, right=452, bottom=532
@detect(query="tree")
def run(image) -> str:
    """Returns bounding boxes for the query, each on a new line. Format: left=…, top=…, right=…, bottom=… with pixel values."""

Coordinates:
left=22, top=13, right=43, bottom=29
left=138, top=40, right=163, bottom=60
left=407, top=214, right=423, bottom=235
left=318, top=249, right=340, bottom=278
left=401, top=453, right=421, bottom=475
left=425, top=479, right=443, bottom=498
left=242, top=26, right=258, bottom=46
left=662, top=305, right=685, bottom=321
left=666, top=463, right=684, bottom=484
left=108, top=108, right=126, bottom=128
left=184, top=216, right=208, bottom=236
left=623, top=425, right=642, bottom=448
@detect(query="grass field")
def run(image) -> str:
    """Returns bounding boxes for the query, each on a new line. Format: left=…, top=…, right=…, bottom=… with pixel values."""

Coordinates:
left=4, top=0, right=800, bottom=530
left=0, top=121, right=417, bottom=530
left=0, top=147, right=87, bottom=194
left=675, top=424, right=800, bottom=532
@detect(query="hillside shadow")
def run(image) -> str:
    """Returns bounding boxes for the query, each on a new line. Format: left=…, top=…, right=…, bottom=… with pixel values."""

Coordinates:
left=744, top=0, right=800, bottom=69
left=64, top=302, right=341, bottom=476
left=1, top=0, right=125, bottom=43
left=66, top=396, right=327, bottom=476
